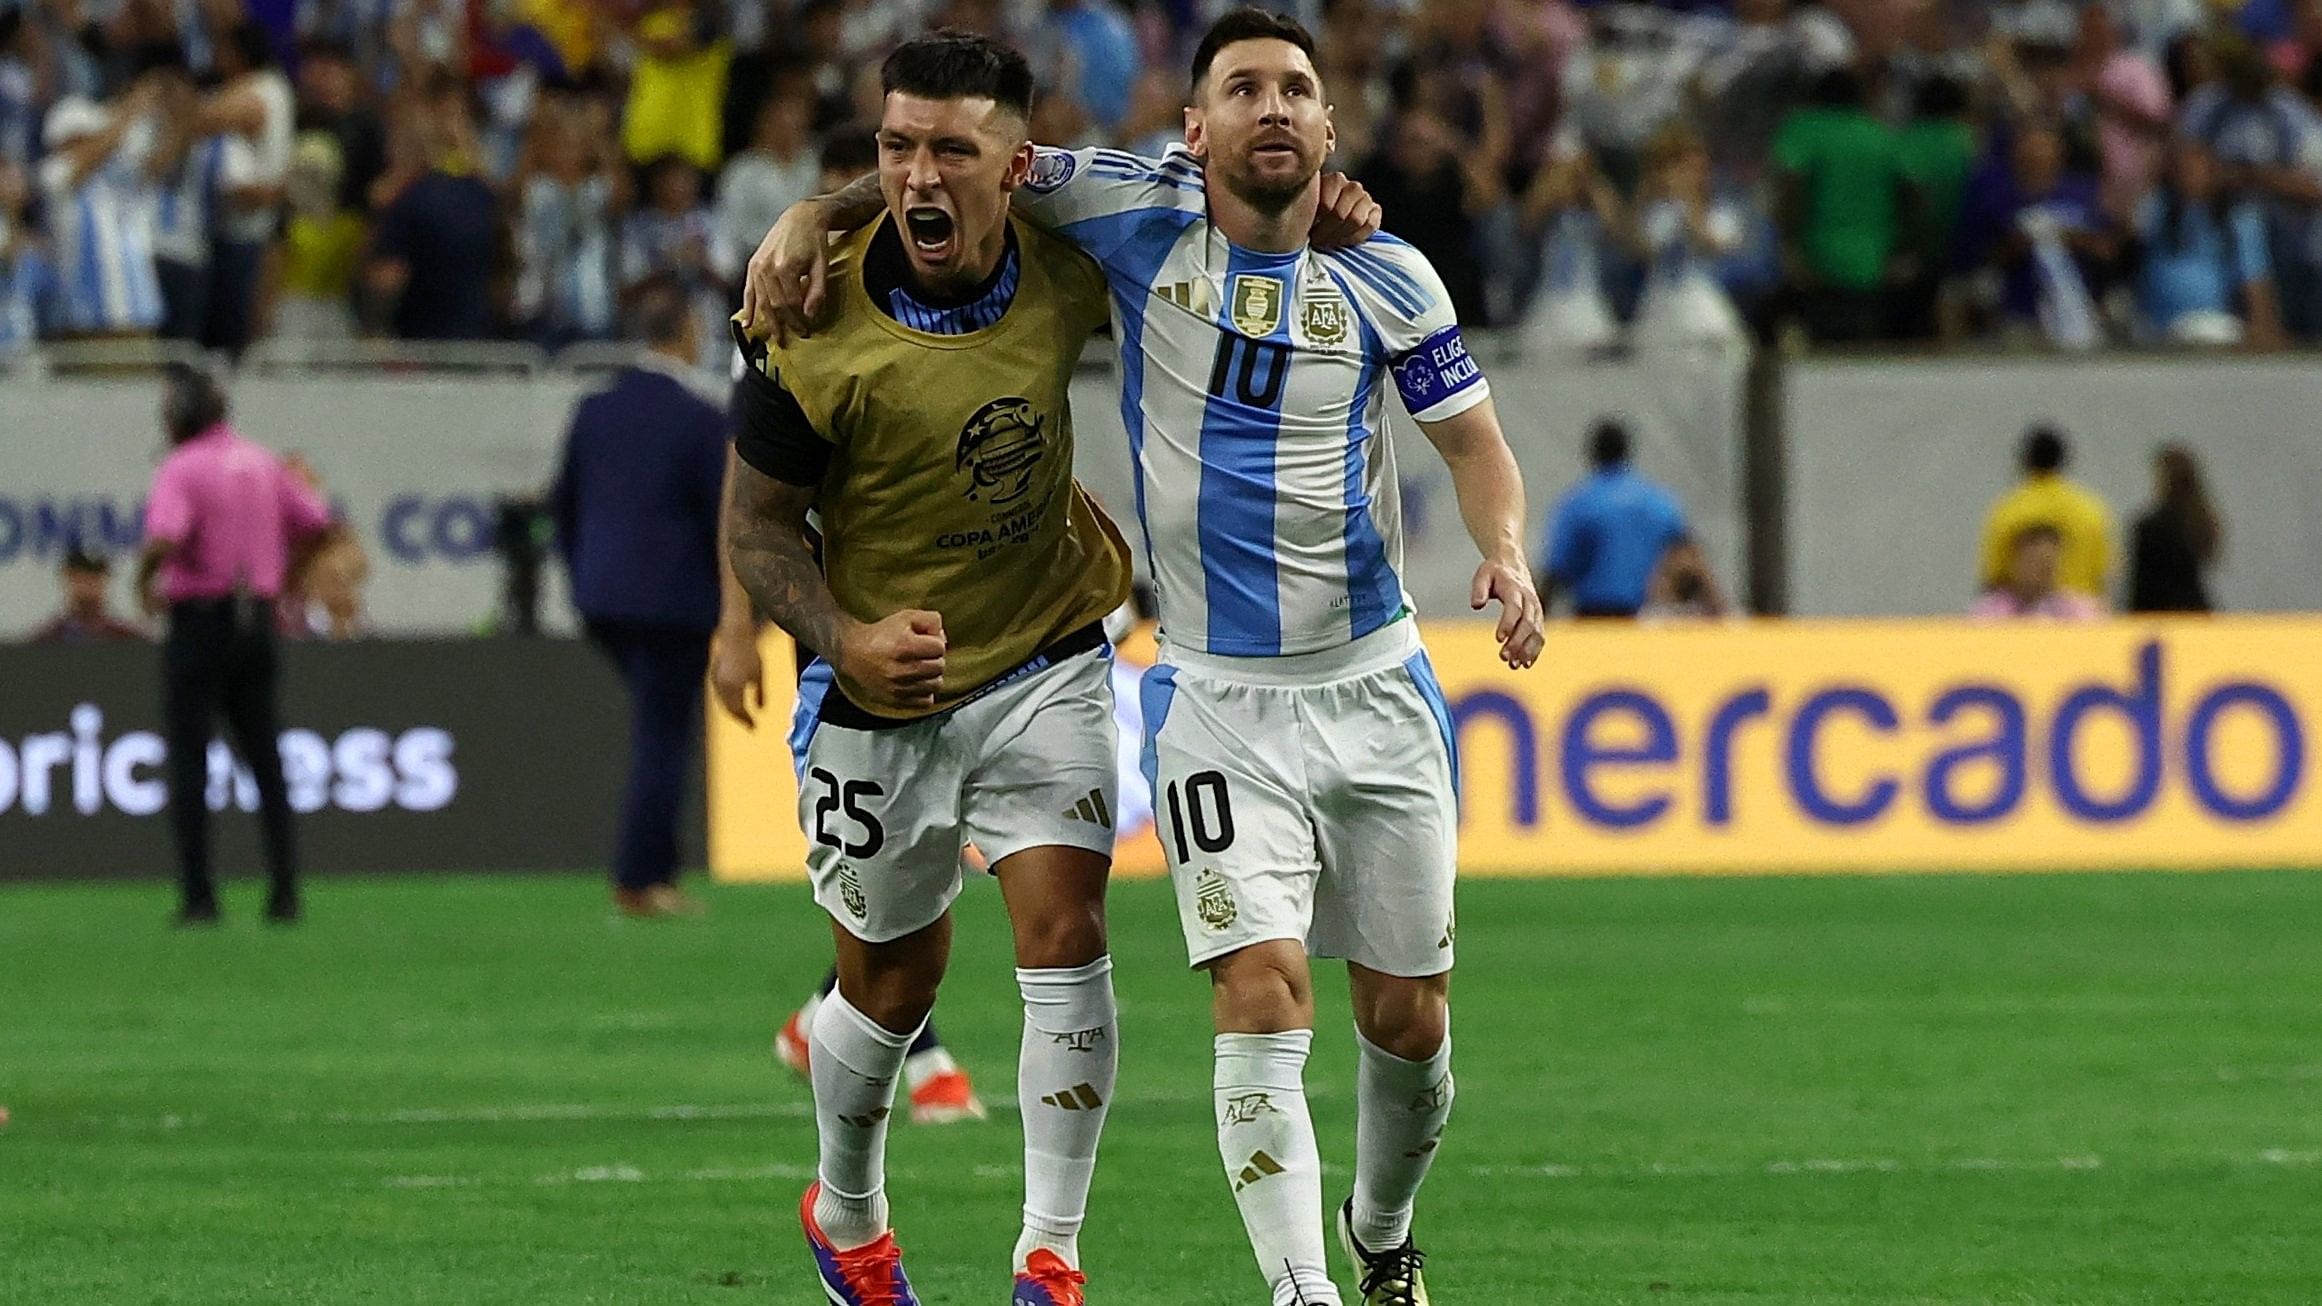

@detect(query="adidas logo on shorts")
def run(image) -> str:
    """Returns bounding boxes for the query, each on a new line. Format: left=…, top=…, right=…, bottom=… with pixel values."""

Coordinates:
left=1061, top=789, right=1113, bottom=828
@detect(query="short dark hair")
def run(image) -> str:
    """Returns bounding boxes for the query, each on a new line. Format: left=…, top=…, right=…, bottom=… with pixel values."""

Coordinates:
left=1192, top=7, right=1318, bottom=90
left=628, top=277, right=694, bottom=349
left=2022, top=424, right=2069, bottom=473
left=1588, top=418, right=1630, bottom=470
left=881, top=30, right=1034, bottom=120
left=819, top=123, right=879, bottom=177
left=62, top=546, right=109, bottom=576
left=163, top=363, right=227, bottom=443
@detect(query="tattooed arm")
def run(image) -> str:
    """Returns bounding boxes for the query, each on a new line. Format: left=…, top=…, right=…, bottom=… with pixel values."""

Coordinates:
left=725, top=457, right=850, bottom=658
left=738, top=174, right=883, bottom=344
left=725, top=459, right=947, bottom=712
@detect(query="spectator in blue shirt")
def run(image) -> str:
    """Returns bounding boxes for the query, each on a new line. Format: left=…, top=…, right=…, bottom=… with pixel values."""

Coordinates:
left=1540, top=419, right=1694, bottom=619
left=2134, top=137, right=2286, bottom=345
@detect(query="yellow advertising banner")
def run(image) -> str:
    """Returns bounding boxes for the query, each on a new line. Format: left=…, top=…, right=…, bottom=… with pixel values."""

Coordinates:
left=710, top=619, right=2322, bottom=882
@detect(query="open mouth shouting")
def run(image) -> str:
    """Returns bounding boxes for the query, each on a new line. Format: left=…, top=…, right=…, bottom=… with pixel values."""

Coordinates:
left=904, top=204, right=958, bottom=264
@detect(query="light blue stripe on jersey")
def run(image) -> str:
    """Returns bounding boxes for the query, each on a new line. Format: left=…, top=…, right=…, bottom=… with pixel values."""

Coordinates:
left=1329, top=268, right=1401, bottom=637
left=1199, top=245, right=1299, bottom=655
left=1403, top=651, right=1461, bottom=802
left=1332, top=244, right=1428, bottom=319
left=1138, top=664, right=1179, bottom=799
left=1060, top=206, right=1200, bottom=586
left=788, top=659, right=835, bottom=780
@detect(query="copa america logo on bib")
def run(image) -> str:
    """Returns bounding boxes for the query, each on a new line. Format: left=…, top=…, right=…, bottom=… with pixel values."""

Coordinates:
left=1026, top=150, right=1076, bottom=193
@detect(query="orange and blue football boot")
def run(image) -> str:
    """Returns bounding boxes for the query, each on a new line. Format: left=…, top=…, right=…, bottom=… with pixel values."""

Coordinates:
left=1010, top=1249, right=1086, bottom=1306
left=802, top=1183, right=920, bottom=1305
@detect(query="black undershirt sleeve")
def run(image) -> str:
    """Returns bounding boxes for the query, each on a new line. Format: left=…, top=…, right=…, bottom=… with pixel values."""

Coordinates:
left=731, top=361, right=832, bottom=488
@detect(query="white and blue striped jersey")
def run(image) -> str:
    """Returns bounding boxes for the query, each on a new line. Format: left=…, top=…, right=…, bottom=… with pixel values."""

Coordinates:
left=1015, top=143, right=1490, bottom=657
left=37, top=149, right=165, bottom=335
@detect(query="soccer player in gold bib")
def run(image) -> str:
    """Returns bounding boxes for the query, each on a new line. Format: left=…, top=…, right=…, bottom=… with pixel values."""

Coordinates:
left=724, top=33, right=1130, bottom=1306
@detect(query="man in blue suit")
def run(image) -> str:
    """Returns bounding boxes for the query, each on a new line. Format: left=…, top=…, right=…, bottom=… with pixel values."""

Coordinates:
left=551, top=284, right=726, bottom=917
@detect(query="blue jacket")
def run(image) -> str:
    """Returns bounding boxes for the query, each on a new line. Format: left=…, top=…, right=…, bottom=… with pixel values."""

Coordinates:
left=551, top=363, right=727, bottom=633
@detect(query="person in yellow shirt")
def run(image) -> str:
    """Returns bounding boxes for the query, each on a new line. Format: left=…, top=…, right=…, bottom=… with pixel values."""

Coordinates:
left=1979, top=424, right=2114, bottom=602
left=621, top=3, right=729, bottom=172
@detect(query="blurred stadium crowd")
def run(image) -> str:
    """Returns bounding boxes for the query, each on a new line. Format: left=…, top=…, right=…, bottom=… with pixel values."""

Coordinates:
left=5, top=0, right=2322, bottom=363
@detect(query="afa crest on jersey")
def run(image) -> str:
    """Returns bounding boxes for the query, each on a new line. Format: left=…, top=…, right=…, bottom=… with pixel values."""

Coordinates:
left=1229, top=275, right=1284, bottom=338
left=1300, top=291, right=1350, bottom=346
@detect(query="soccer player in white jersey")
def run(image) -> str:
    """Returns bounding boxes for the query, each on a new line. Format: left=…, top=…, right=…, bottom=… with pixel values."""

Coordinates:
left=746, top=13, right=1542, bottom=1303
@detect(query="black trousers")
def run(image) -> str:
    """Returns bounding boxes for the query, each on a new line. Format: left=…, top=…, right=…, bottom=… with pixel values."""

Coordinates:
left=165, top=598, right=298, bottom=909
left=587, top=621, right=710, bottom=891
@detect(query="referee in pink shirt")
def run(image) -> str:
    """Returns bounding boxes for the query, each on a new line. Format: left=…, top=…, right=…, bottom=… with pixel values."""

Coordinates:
left=135, top=366, right=338, bottom=926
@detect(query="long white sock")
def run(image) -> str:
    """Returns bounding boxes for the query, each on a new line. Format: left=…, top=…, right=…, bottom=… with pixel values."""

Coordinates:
left=809, top=991, right=915, bottom=1250
left=1351, top=1025, right=1453, bottom=1251
left=1013, top=956, right=1119, bottom=1272
left=1216, top=1030, right=1340, bottom=1306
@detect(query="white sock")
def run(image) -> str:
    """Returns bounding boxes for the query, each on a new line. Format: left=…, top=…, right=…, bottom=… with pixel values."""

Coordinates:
left=1351, top=1025, right=1453, bottom=1251
left=903, top=1043, right=959, bottom=1094
left=1012, top=956, right=1118, bottom=1272
left=1215, top=1030, right=1340, bottom=1306
left=809, top=991, right=915, bottom=1250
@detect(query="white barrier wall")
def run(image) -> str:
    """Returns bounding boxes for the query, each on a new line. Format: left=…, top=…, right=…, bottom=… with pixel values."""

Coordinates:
left=1, top=351, right=1745, bottom=635
left=1787, top=357, right=2322, bottom=616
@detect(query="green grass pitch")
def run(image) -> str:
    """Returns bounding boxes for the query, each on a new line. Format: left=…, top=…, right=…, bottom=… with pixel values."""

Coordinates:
left=5, top=869, right=2319, bottom=1304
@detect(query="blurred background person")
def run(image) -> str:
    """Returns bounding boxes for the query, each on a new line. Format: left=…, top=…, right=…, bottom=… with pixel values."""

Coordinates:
left=514, top=90, right=623, bottom=346
left=142, top=51, right=239, bottom=343
left=1359, top=103, right=1497, bottom=327
left=549, top=284, right=724, bottom=919
left=193, top=22, right=290, bottom=356
left=38, top=84, right=164, bottom=338
left=1959, top=119, right=2121, bottom=349
left=2126, top=443, right=2223, bottom=612
left=0, top=157, right=52, bottom=357
left=276, top=453, right=369, bottom=637
left=1630, top=126, right=1748, bottom=347
left=261, top=132, right=365, bottom=347
left=29, top=546, right=146, bottom=642
left=1518, top=147, right=1622, bottom=351
left=1972, top=522, right=2104, bottom=619
left=2132, top=137, right=2285, bottom=345
left=1640, top=537, right=1731, bottom=621
left=364, top=76, right=499, bottom=341
left=620, top=152, right=724, bottom=369
left=715, top=83, right=818, bottom=288
left=1541, top=418, right=1697, bottom=620
left=1979, top=423, right=2115, bottom=604
left=137, top=364, right=338, bottom=926
left=1773, top=67, right=1905, bottom=344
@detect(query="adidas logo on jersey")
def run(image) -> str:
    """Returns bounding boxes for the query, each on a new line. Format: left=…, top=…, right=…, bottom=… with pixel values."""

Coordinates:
left=1061, top=789, right=1113, bottom=828
left=1040, top=1083, right=1106, bottom=1111
left=1156, top=279, right=1215, bottom=317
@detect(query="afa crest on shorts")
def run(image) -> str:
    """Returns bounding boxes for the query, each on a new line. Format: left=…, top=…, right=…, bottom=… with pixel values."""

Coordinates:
left=1194, top=868, right=1238, bottom=931
left=1229, top=275, right=1284, bottom=338
left=955, top=396, right=1048, bottom=504
left=836, top=863, right=867, bottom=919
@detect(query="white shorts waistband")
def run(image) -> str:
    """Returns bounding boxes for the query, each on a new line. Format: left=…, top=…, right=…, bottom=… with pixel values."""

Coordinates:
left=1157, top=616, right=1421, bottom=687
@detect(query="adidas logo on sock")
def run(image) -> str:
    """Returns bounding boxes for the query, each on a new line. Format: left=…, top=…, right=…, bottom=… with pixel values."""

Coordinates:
left=1060, top=789, right=1113, bottom=828
left=1233, top=1150, right=1285, bottom=1191
left=1040, top=1083, right=1105, bottom=1111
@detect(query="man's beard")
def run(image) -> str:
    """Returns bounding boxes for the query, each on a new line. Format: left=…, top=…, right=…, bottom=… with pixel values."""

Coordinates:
left=1221, top=148, right=1318, bottom=216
